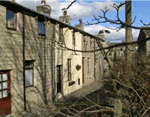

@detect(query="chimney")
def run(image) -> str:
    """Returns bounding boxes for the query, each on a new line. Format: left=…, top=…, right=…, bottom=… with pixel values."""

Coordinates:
left=75, top=18, right=84, bottom=30
left=97, top=30, right=105, bottom=41
left=59, top=10, right=71, bottom=25
left=36, top=0, right=51, bottom=17
left=41, top=0, right=46, bottom=5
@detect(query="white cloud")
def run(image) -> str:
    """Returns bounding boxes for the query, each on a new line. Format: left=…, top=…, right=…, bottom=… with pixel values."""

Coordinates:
left=93, top=0, right=120, bottom=12
left=15, top=0, right=123, bottom=19
left=15, top=0, right=131, bottom=42
left=84, top=25, right=139, bottom=42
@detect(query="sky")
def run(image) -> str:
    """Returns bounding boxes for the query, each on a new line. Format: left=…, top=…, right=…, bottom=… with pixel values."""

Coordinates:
left=14, top=0, right=150, bottom=42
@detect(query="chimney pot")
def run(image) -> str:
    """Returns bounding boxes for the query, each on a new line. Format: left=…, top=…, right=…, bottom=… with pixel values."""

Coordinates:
left=64, top=10, right=67, bottom=15
left=41, top=0, right=45, bottom=5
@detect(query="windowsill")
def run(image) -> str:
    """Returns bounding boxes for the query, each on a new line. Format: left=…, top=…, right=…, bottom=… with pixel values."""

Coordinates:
left=6, top=27, right=17, bottom=31
left=25, top=85, right=34, bottom=88
left=38, top=33, right=45, bottom=36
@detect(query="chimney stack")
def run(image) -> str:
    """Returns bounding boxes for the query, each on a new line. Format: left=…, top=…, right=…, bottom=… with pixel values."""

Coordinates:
left=41, top=0, right=45, bottom=5
left=75, top=18, right=84, bottom=30
left=59, top=10, right=71, bottom=25
left=36, top=0, right=51, bottom=17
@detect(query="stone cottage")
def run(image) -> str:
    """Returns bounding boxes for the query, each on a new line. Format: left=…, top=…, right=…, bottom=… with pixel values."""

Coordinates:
left=0, top=0, right=108, bottom=116
left=137, top=27, right=150, bottom=56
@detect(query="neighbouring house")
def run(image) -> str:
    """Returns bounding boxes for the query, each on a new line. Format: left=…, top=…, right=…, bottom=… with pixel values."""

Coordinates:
left=107, top=41, right=138, bottom=61
left=137, top=27, right=150, bottom=56
left=94, top=30, right=110, bottom=79
left=0, top=0, right=108, bottom=116
left=108, top=41, right=126, bottom=61
left=55, top=10, right=107, bottom=97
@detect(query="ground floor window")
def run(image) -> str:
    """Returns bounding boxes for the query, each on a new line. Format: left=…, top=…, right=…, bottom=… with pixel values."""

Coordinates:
left=25, top=60, right=34, bottom=87
left=68, top=59, right=71, bottom=81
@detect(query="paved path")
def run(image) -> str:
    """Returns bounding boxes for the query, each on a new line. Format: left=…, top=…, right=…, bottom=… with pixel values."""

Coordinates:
left=56, top=80, right=103, bottom=102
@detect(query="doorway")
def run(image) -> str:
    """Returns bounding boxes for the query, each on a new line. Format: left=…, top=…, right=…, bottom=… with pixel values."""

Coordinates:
left=0, top=71, right=11, bottom=116
left=57, top=65, right=62, bottom=93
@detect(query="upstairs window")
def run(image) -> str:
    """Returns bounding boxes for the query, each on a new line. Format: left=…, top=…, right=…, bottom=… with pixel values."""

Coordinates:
left=72, top=31, right=76, bottom=45
left=25, top=60, right=34, bottom=87
left=87, top=58, right=90, bottom=73
left=6, top=9, right=16, bottom=30
left=38, top=20, right=45, bottom=35
left=59, top=26, right=63, bottom=42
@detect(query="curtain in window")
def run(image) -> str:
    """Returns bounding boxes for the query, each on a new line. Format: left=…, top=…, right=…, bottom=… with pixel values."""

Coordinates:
left=25, top=69, right=33, bottom=86
left=6, top=10, right=15, bottom=28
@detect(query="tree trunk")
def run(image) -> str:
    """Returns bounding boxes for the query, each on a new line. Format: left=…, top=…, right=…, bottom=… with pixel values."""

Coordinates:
left=125, top=0, right=133, bottom=61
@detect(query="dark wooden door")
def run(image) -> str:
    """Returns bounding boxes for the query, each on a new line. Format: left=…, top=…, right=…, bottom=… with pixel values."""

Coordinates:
left=57, top=65, right=62, bottom=93
left=82, top=57, right=84, bottom=83
left=0, top=71, right=11, bottom=116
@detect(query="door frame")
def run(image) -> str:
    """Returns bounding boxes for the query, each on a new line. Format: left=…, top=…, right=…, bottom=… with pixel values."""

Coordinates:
left=57, top=65, right=62, bottom=93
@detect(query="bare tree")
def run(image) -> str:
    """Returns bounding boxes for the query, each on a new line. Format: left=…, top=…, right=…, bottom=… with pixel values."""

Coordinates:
left=125, top=0, right=134, bottom=61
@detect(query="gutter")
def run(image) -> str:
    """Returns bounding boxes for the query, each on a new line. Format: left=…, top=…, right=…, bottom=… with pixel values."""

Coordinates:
left=0, top=1, right=104, bottom=42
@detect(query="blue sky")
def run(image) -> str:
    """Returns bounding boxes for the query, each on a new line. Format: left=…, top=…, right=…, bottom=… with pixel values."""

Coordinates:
left=15, top=0, right=150, bottom=42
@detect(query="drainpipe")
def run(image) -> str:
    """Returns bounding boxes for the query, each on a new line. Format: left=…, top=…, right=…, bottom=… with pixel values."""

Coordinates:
left=22, top=12, right=26, bottom=111
left=94, top=37, right=96, bottom=79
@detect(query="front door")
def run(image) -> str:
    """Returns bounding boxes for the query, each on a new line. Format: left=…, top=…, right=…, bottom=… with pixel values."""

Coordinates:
left=57, top=65, right=62, bottom=93
left=0, top=71, right=11, bottom=116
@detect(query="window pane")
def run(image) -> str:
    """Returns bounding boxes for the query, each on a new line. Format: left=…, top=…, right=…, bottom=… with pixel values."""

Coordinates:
left=3, top=74, right=8, bottom=81
left=6, top=10, right=15, bottom=28
left=0, top=83, right=1, bottom=90
left=38, top=21, right=45, bottom=35
left=3, top=82, right=8, bottom=89
left=0, top=91, right=2, bottom=98
left=3, top=90, right=8, bottom=98
left=25, top=69, right=33, bottom=86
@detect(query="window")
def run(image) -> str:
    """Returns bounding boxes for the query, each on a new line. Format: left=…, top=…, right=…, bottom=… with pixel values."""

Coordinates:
left=0, top=71, right=10, bottom=99
left=72, top=31, right=76, bottom=45
left=87, top=58, right=90, bottom=73
left=38, top=20, right=45, bottom=35
left=25, top=60, right=34, bottom=87
left=83, top=35, right=86, bottom=43
left=6, top=9, right=16, bottom=29
left=148, top=51, right=150, bottom=56
left=90, top=38, right=92, bottom=49
left=68, top=59, right=71, bottom=81
left=59, top=27, right=63, bottom=42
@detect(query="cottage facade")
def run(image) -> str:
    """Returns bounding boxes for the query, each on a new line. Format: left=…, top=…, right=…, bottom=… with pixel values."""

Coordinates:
left=0, top=0, right=108, bottom=116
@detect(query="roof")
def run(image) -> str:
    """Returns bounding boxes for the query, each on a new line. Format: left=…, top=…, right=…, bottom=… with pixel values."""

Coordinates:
left=0, top=1, right=104, bottom=42
left=142, top=30, right=150, bottom=38
left=137, top=27, right=150, bottom=41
